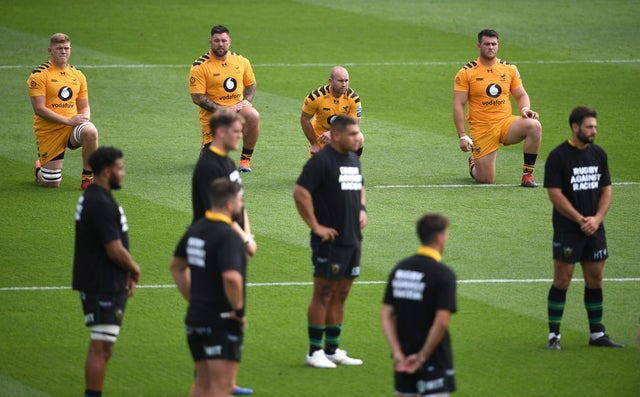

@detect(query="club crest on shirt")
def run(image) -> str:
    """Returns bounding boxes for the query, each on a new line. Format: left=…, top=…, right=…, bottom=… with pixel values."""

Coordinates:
left=563, top=246, right=573, bottom=259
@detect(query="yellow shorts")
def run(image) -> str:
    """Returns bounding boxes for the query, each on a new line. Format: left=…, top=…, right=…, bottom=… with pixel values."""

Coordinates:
left=469, top=116, right=518, bottom=159
left=35, top=125, right=73, bottom=165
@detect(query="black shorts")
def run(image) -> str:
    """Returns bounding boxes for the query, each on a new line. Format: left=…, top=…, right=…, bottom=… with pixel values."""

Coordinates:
left=187, top=323, right=244, bottom=362
left=553, top=229, right=608, bottom=263
left=79, top=291, right=128, bottom=327
left=311, top=241, right=361, bottom=280
left=395, top=366, right=456, bottom=396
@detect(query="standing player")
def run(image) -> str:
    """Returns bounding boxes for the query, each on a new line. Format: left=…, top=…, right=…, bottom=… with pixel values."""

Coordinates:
left=293, top=115, right=367, bottom=368
left=171, top=178, right=248, bottom=397
left=190, top=25, right=260, bottom=172
left=544, top=106, right=623, bottom=350
left=191, top=109, right=255, bottom=395
left=28, top=33, right=99, bottom=190
left=73, top=147, right=141, bottom=397
left=191, top=109, right=256, bottom=256
left=300, top=66, right=364, bottom=157
left=381, top=213, right=457, bottom=397
left=453, top=29, right=542, bottom=187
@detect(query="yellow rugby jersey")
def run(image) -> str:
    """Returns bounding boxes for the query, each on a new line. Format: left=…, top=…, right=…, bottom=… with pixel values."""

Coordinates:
left=189, top=50, right=256, bottom=132
left=454, top=58, right=522, bottom=127
left=27, top=61, right=88, bottom=134
left=302, top=85, right=362, bottom=138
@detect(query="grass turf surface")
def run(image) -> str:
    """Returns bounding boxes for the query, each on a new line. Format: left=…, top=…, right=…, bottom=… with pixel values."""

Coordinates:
left=1, top=0, right=639, bottom=396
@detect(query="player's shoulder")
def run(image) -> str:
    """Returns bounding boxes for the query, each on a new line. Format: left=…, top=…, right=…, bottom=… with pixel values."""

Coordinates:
left=228, top=51, right=249, bottom=60
left=191, top=52, right=212, bottom=67
left=345, top=87, right=360, bottom=101
left=439, top=261, right=457, bottom=280
left=590, top=143, right=608, bottom=156
left=459, top=58, right=479, bottom=71
left=81, top=186, right=115, bottom=214
left=548, top=141, right=571, bottom=158
left=306, top=84, right=330, bottom=101
left=455, top=59, right=479, bottom=80
left=30, top=61, right=52, bottom=76
left=68, top=64, right=86, bottom=78
left=497, top=58, right=518, bottom=71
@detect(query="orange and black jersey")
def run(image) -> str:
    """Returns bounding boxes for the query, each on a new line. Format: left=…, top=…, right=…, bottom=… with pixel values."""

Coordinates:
left=189, top=50, right=256, bottom=133
left=27, top=61, right=88, bottom=134
left=454, top=58, right=522, bottom=126
left=302, top=85, right=361, bottom=138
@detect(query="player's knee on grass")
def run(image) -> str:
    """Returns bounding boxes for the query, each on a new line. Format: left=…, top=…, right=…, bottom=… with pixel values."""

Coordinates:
left=39, top=166, right=62, bottom=187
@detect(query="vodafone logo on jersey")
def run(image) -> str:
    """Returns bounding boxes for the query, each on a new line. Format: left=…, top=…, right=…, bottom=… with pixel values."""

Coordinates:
left=485, top=83, right=502, bottom=98
left=58, top=86, right=73, bottom=101
left=224, top=77, right=237, bottom=92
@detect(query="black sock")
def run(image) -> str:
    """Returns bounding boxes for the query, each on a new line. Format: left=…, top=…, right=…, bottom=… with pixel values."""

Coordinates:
left=308, top=324, right=324, bottom=355
left=324, top=324, right=342, bottom=355
left=584, top=287, right=605, bottom=333
left=548, top=285, right=567, bottom=335
left=241, top=147, right=254, bottom=161
left=523, top=153, right=538, bottom=173
left=85, top=390, right=102, bottom=397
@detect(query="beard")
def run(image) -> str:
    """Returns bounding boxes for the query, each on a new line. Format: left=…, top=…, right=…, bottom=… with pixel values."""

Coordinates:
left=213, top=48, right=228, bottom=57
left=576, top=128, right=594, bottom=145
left=109, top=174, right=122, bottom=190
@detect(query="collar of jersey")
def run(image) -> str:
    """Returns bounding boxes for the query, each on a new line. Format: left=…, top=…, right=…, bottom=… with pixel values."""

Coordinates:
left=205, top=211, right=232, bottom=224
left=567, top=139, right=589, bottom=150
left=208, top=145, right=228, bottom=158
left=417, top=246, right=442, bottom=262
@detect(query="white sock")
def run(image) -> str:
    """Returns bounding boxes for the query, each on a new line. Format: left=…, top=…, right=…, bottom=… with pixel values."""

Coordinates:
left=548, top=332, right=560, bottom=340
left=590, top=331, right=604, bottom=341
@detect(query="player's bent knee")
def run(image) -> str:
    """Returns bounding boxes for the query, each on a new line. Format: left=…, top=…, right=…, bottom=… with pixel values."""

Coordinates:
left=241, top=106, right=260, bottom=121
left=40, top=166, right=62, bottom=186
left=527, top=119, right=542, bottom=136
left=72, top=121, right=98, bottom=146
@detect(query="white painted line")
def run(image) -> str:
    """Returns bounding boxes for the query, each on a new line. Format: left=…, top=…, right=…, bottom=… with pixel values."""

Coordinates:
left=374, top=181, right=640, bottom=189
left=2, top=59, right=639, bottom=70
left=2, top=278, right=638, bottom=292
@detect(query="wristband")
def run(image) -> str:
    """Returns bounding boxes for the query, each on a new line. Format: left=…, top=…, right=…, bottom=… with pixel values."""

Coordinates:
left=361, top=205, right=367, bottom=212
left=235, top=308, right=245, bottom=318
left=244, top=238, right=251, bottom=246
left=460, top=135, right=473, bottom=147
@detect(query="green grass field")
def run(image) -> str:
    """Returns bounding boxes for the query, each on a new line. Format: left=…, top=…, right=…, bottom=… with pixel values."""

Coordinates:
left=1, top=0, right=639, bottom=396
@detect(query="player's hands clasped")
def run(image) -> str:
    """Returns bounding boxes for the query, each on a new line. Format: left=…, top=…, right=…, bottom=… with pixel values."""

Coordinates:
left=68, top=113, right=90, bottom=126
left=520, top=107, right=539, bottom=120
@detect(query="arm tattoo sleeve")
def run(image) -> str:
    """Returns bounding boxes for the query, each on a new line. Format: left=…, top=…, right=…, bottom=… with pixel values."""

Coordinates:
left=193, top=94, right=218, bottom=112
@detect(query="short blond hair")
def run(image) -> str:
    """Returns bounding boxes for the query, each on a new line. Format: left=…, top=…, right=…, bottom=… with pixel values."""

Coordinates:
left=49, top=33, right=70, bottom=46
